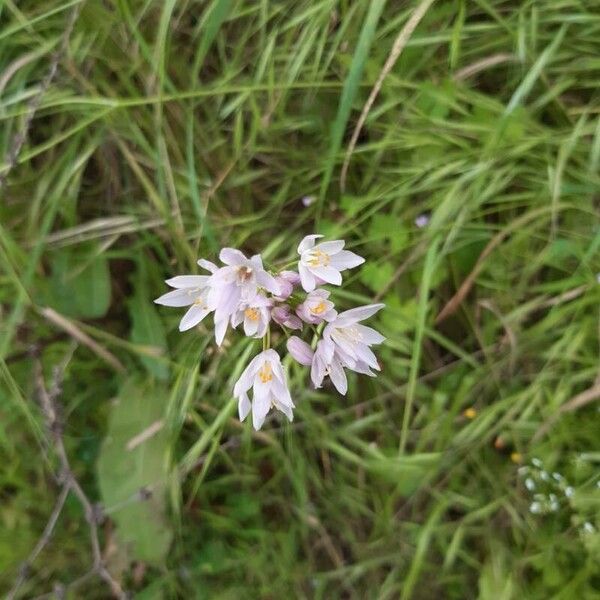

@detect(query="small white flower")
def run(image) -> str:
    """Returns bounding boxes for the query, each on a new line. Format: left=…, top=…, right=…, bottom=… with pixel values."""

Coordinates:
left=210, top=249, right=280, bottom=345
left=154, top=261, right=218, bottom=332
left=296, top=289, right=337, bottom=324
left=231, top=295, right=272, bottom=338
left=540, top=470, right=549, bottom=481
left=532, top=457, right=543, bottom=468
left=297, top=235, right=364, bottom=292
left=530, top=501, right=542, bottom=514
left=564, top=486, right=574, bottom=498
left=415, top=214, right=430, bottom=228
left=302, top=195, right=315, bottom=207
left=324, top=303, right=385, bottom=375
left=234, top=349, right=294, bottom=430
left=583, top=521, right=595, bottom=534
left=525, top=478, right=536, bottom=491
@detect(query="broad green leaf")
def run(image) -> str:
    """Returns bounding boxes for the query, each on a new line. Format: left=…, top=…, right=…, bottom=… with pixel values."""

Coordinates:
left=43, top=248, right=111, bottom=319
left=97, top=377, right=172, bottom=564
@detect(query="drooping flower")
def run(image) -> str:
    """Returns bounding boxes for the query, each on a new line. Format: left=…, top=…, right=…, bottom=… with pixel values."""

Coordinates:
left=296, top=289, right=337, bottom=324
left=271, top=305, right=302, bottom=330
left=231, top=294, right=272, bottom=338
left=234, top=349, right=294, bottom=430
left=297, top=235, right=364, bottom=292
left=323, top=303, right=385, bottom=374
left=287, top=336, right=348, bottom=394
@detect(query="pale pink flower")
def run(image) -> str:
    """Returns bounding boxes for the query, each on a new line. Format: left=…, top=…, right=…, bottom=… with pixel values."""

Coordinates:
left=324, top=304, right=385, bottom=374
left=231, top=295, right=272, bottom=338
left=297, top=235, right=364, bottom=292
left=286, top=336, right=348, bottom=395
left=286, top=336, right=314, bottom=366
left=154, top=274, right=215, bottom=332
left=296, top=289, right=337, bottom=324
left=273, top=270, right=300, bottom=300
left=271, top=305, right=302, bottom=330
left=209, top=249, right=280, bottom=345
left=234, top=349, right=294, bottom=430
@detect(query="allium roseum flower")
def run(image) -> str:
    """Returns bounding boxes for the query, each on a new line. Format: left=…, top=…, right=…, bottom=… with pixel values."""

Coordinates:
left=231, top=295, right=272, bottom=338
left=324, top=304, right=385, bottom=374
left=296, top=289, right=337, bottom=324
left=155, top=234, right=384, bottom=429
left=234, top=349, right=294, bottom=430
left=287, top=336, right=348, bottom=394
left=297, top=235, right=364, bottom=292
left=154, top=274, right=215, bottom=332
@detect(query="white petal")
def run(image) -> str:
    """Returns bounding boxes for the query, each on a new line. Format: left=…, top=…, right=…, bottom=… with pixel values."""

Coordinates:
left=243, top=316, right=259, bottom=337
left=298, top=234, right=323, bottom=254
left=310, top=358, right=326, bottom=388
left=219, top=248, right=247, bottom=266
left=354, top=324, right=386, bottom=345
left=256, top=270, right=281, bottom=295
left=272, top=378, right=293, bottom=407
left=197, top=259, right=219, bottom=273
left=276, top=401, right=294, bottom=422
left=335, top=303, right=385, bottom=326
left=311, top=266, right=342, bottom=286
left=165, top=275, right=210, bottom=289
left=214, top=314, right=229, bottom=345
left=329, top=250, right=365, bottom=271
left=329, top=360, right=348, bottom=395
left=234, top=354, right=264, bottom=396
left=214, top=285, right=241, bottom=316
left=252, top=383, right=271, bottom=430
left=238, top=392, right=251, bottom=421
left=355, top=344, right=380, bottom=370
left=154, top=288, right=197, bottom=307
left=298, top=263, right=316, bottom=292
left=287, top=336, right=314, bottom=366
left=179, top=304, right=210, bottom=331
left=250, top=254, right=264, bottom=270
left=352, top=360, right=376, bottom=376
left=315, top=240, right=344, bottom=255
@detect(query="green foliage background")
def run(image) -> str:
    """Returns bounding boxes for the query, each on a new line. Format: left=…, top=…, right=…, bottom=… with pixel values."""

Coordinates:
left=1, top=0, right=599, bottom=598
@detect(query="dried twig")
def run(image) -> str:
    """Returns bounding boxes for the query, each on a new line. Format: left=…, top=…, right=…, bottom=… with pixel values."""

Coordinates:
left=339, top=0, right=437, bottom=191
left=8, top=351, right=127, bottom=600
left=453, top=53, right=516, bottom=81
left=0, top=2, right=83, bottom=192
left=39, top=307, right=125, bottom=373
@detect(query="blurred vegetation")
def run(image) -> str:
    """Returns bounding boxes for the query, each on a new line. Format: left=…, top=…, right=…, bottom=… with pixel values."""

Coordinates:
left=1, top=0, right=599, bottom=598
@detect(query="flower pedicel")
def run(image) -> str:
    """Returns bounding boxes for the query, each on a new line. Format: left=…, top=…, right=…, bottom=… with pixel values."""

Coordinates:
left=155, top=235, right=385, bottom=429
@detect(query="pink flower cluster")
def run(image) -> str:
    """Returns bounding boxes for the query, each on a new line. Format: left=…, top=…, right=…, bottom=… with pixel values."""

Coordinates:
left=155, top=235, right=385, bottom=430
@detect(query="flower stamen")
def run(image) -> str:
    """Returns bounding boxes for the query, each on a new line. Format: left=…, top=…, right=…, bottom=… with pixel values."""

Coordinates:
left=258, top=362, right=273, bottom=383
left=244, top=307, right=260, bottom=321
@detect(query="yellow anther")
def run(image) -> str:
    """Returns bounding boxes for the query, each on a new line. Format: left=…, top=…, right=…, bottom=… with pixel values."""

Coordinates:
left=511, top=452, right=522, bottom=464
left=311, top=301, right=327, bottom=314
left=244, top=307, right=260, bottom=321
left=307, top=249, right=330, bottom=267
left=258, top=362, right=273, bottom=384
